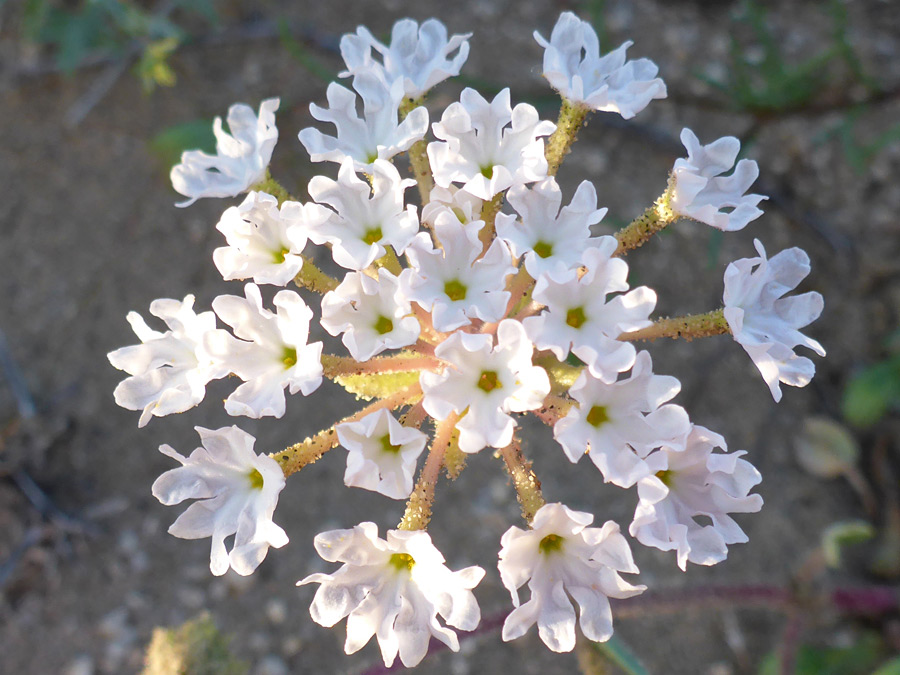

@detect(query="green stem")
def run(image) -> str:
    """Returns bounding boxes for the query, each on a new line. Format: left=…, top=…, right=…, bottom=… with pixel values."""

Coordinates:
left=294, top=259, right=339, bottom=294
left=614, top=186, right=677, bottom=255
left=545, top=99, right=590, bottom=177
left=398, top=412, right=458, bottom=530
left=251, top=171, right=293, bottom=205
left=505, top=266, right=535, bottom=317
left=479, top=193, right=504, bottom=254
left=499, top=439, right=545, bottom=525
left=618, top=309, right=730, bottom=342
left=374, top=247, right=403, bottom=276
left=321, top=353, right=442, bottom=378
left=400, top=97, right=434, bottom=205
left=271, top=384, right=422, bottom=477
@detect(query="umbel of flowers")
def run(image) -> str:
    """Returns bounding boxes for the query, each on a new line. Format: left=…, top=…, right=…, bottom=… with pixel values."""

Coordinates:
left=109, top=13, right=824, bottom=668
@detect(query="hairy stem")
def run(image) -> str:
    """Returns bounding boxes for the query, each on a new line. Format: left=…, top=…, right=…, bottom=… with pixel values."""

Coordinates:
left=533, top=394, right=574, bottom=427
left=321, top=353, right=442, bottom=378
left=272, top=383, right=421, bottom=477
left=614, top=185, right=677, bottom=255
left=374, top=247, right=403, bottom=276
left=398, top=400, right=428, bottom=430
left=499, top=439, right=545, bottom=524
left=401, top=97, right=434, bottom=205
left=505, top=266, right=535, bottom=318
left=479, top=193, right=504, bottom=254
left=251, top=170, right=293, bottom=204
left=545, top=99, right=590, bottom=177
left=398, top=412, right=459, bottom=530
left=618, top=309, right=730, bottom=342
left=294, top=259, right=339, bottom=294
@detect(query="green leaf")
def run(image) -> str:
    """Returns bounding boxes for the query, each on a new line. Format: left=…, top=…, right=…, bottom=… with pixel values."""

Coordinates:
left=56, top=7, right=105, bottom=73
left=591, top=636, right=649, bottom=675
left=148, top=119, right=216, bottom=170
left=842, top=356, right=900, bottom=428
left=143, top=612, right=247, bottom=675
left=23, top=0, right=51, bottom=42
left=821, top=520, right=875, bottom=568
left=136, top=36, right=180, bottom=93
left=794, top=417, right=859, bottom=479
left=871, top=656, right=900, bottom=675
left=758, top=631, right=884, bottom=675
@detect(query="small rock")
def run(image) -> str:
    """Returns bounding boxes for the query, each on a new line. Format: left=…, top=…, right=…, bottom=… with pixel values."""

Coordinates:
left=265, top=598, right=288, bottom=626
left=97, top=608, right=130, bottom=640
left=63, top=655, right=94, bottom=675
left=281, top=636, right=303, bottom=658
left=253, top=655, right=289, bottom=675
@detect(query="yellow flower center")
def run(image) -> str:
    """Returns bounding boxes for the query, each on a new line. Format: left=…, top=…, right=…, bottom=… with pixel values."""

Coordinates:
left=374, top=315, right=394, bottom=335
left=539, top=533, right=565, bottom=554
left=363, top=226, right=383, bottom=245
left=586, top=405, right=610, bottom=427
left=444, top=279, right=467, bottom=301
left=282, top=347, right=297, bottom=368
left=477, top=370, right=502, bottom=393
left=379, top=434, right=403, bottom=454
left=566, top=307, right=587, bottom=329
left=389, top=552, right=415, bottom=572
left=272, top=246, right=290, bottom=263
left=533, top=241, right=553, bottom=259
left=247, top=468, right=264, bottom=490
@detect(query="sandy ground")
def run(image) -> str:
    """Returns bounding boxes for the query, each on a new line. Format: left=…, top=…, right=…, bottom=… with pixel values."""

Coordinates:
left=1, top=0, right=899, bottom=673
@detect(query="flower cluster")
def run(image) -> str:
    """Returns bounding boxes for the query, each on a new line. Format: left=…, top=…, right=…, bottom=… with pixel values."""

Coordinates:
left=110, top=12, right=825, bottom=668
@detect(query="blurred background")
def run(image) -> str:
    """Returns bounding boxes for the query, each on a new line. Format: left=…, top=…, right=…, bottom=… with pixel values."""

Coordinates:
left=1, top=0, right=899, bottom=673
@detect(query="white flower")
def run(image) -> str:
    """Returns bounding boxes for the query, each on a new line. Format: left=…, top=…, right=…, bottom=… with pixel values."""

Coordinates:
left=499, top=503, right=645, bottom=653
left=298, top=73, right=428, bottom=173
left=205, top=283, right=323, bottom=418
left=403, top=214, right=514, bottom=332
left=336, top=409, right=428, bottom=499
left=152, top=425, right=288, bottom=576
left=108, top=295, right=226, bottom=427
left=340, top=18, right=471, bottom=99
left=496, top=177, right=608, bottom=279
left=534, top=12, right=666, bottom=118
left=421, top=185, right=483, bottom=227
left=554, top=351, right=690, bottom=487
left=630, top=425, right=763, bottom=570
left=298, top=523, right=484, bottom=668
left=428, top=88, right=556, bottom=200
left=723, top=239, right=825, bottom=402
left=213, top=191, right=329, bottom=286
left=670, top=128, right=766, bottom=231
left=308, top=158, right=419, bottom=270
left=523, top=240, right=656, bottom=382
left=171, top=98, right=279, bottom=208
left=321, top=269, right=420, bottom=361
left=420, top=320, right=549, bottom=453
